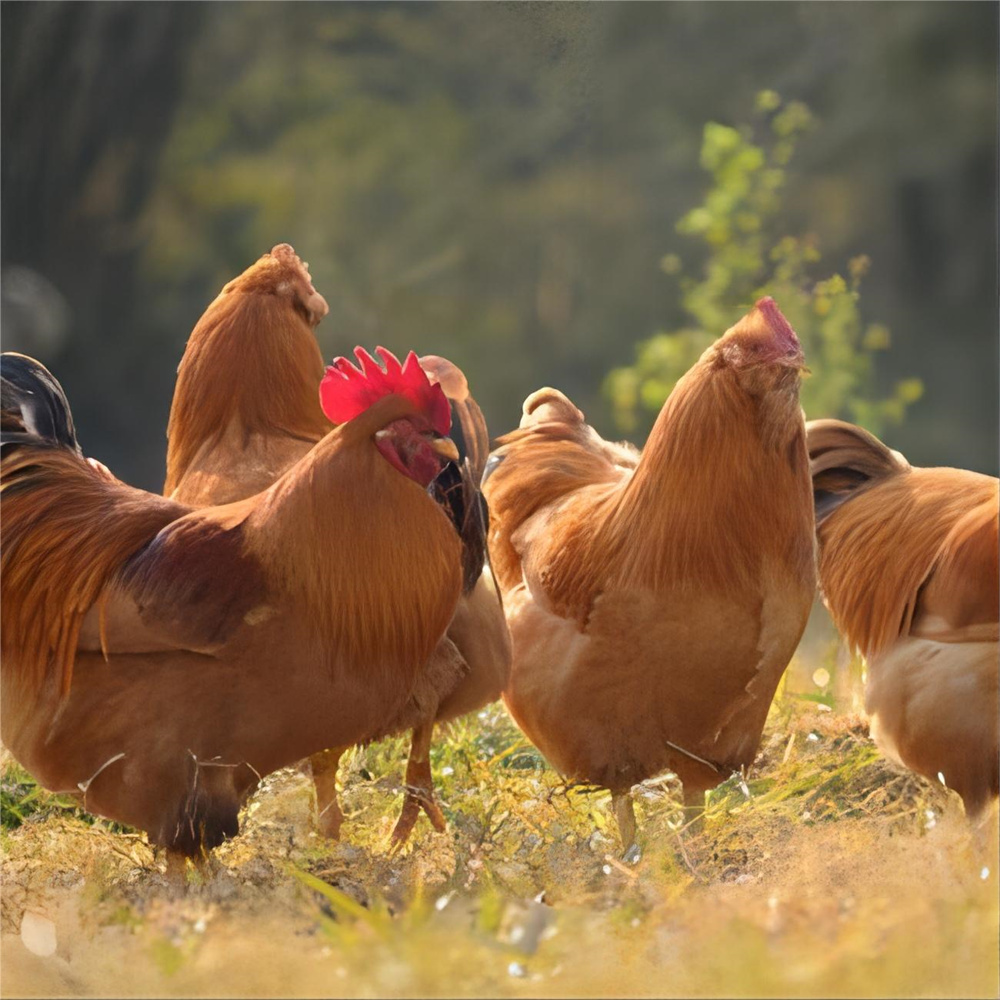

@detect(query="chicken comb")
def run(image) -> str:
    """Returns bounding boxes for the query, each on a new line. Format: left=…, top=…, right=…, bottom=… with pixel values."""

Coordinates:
left=721, top=296, right=802, bottom=366
left=754, top=296, right=799, bottom=355
left=319, top=346, right=452, bottom=435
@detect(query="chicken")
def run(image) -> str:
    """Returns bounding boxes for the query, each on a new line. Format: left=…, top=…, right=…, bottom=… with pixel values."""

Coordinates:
left=161, top=246, right=509, bottom=845
left=163, top=243, right=331, bottom=505
left=0, top=347, right=467, bottom=859
left=482, top=298, right=816, bottom=846
left=807, top=418, right=999, bottom=819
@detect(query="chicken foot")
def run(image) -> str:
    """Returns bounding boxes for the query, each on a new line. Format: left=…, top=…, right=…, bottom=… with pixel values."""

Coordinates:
left=611, top=784, right=707, bottom=865
left=390, top=722, right=446, bottom=849
left=163, top=849, right=189, bottom=892
left=612, top=792, right=639, bottom=861
left=310, top=746, right=347, bottom=840
left=161, top=847, right=218, bottom=894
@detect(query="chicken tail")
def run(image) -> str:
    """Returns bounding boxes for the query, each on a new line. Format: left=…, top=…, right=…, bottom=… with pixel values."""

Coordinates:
left=1, top=352, right=82, bottom=454
left=806, top=418, right=910, bottom=524
left=1, top=353, right=186, bottom=701
left=417, top=354, right=496, bottom=593
left=518, top=387, right=586, bottom=430
left=428, top=460, right=487, bottom=595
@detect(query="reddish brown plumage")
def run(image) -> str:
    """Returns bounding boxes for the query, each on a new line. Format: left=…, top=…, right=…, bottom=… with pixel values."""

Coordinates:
left=483, top=299, right=816, bottom=814
left=160, top=250, right=509, bottom=843
left=1, top=355, right=465, bottom=855
left=1, top=446, right=185, bottom=700
left=808, top=418, right=999, bottom=817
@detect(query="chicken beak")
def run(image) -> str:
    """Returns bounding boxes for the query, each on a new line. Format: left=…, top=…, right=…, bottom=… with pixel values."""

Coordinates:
left=430, top=435, right=460, bottom=463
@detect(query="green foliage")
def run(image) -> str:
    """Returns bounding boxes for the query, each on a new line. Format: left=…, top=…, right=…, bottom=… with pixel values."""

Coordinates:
left=1, top=757, right=133, bottom=835
left=605, top=94, right=923, bottom=435
left=1, top=759, right=80, bottom=830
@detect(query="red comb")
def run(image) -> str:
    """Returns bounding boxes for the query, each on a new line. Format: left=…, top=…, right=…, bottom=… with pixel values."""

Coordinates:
left=754, top=297, right=800, bottom=354
left=319, top=346, right=452, bottom=435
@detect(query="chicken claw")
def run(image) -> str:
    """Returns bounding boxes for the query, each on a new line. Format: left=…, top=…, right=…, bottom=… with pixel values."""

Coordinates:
left=389, top=759, right=447, bottom=850
left=389, top=724, right=447, bottom=850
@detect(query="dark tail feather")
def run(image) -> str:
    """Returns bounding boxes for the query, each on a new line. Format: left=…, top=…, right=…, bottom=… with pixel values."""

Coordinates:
left=429, top=459, right=487, bottom=595
left=1, top=352, right=82, bottom=454
left=452, top=395, right=490, bottom=485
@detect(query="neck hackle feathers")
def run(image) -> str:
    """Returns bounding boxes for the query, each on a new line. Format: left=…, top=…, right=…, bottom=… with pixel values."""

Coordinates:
left=320, top=347, right=452, bottom=435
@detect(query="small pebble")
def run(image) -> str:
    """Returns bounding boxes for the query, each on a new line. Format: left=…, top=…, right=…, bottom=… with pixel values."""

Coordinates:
left=20, top=912, right=57, bottom=957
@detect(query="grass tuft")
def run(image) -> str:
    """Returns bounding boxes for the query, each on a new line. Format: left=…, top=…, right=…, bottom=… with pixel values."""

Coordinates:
left=1, top=684, right=996, bottom=998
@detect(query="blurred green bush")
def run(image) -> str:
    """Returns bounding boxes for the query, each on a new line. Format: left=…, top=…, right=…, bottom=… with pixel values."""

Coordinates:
left=605, top=94, right=923, bottom=436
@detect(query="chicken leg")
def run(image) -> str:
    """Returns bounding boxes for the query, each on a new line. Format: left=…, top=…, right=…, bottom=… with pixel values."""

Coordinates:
left=390, top=722, right=446, bottom=849
left=612, top=792, right=638, bottom=859
left=163, top=848, right=189, bottom=892
left=682, top=785, right=706, bottom=832
left=311, top=746, right=347, bottom=840
left=161, top=847, right=217, bottom=894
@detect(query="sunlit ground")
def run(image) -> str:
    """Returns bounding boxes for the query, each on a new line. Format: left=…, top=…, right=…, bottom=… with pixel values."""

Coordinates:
left=2, top=634, right=997, bottom=999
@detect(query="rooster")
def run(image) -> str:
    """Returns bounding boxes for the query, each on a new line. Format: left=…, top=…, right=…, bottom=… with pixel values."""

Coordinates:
left=808, top=419, right=999, bottom=819
left=161, top=245, right=509, bottom=845
left=482, top=298, right=816, bottom=847
left=0, top=347, right=467, bottom=860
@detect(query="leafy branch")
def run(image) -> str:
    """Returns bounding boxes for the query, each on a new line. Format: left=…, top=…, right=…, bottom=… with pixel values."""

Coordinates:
left=605, top=92, right=922, bottom=434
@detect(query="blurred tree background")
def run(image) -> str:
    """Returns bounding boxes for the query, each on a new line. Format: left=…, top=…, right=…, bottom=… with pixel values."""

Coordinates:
left=2, top=1, right=996, bottom=490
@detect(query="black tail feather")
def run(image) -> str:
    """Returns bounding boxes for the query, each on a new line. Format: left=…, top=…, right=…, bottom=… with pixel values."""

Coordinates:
left=429, top=459, right=488, bottom=595
left=1, top=352, right=81, bottom=454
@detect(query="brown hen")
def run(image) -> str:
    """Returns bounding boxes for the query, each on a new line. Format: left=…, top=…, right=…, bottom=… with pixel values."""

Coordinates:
left=808, top=418, right=998, bottom=819
left=483, top=298, right=816, bottom=846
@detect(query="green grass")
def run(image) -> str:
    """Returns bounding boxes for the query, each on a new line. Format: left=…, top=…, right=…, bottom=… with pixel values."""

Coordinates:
left=1, top=760, right=80, bottom=831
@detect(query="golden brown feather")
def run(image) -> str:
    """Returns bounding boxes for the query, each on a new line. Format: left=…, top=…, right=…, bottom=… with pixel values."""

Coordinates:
left=164, top=244, right=331, bottom=504
left=160, top=262, right=509, bottom=844
left=484, top=299, right=816, bottom=839
left=1, top=445, right=186, bottom=700
left=807, top=418, right=999, bottom=818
